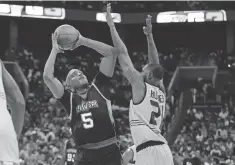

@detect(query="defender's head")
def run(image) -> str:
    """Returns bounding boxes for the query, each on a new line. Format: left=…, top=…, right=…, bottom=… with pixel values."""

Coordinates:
left=66, top=69, right=88, bottom=93
left=141, top=63, right=164, bottom=84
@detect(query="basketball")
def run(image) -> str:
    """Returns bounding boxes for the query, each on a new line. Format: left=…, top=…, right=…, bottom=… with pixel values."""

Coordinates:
left=55, top=24, right=80, bottom=50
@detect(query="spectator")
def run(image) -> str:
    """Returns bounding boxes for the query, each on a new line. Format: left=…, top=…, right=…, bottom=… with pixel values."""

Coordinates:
left=210, top=145, right=222, bottom=157
left=219, top=108, right=229, bottom=119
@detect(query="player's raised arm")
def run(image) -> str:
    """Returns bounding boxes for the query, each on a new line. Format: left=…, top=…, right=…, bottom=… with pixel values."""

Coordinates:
left=106, top=3, right=143, bottom=85
left=72, top=33, right=118, bottom=77
left=98, top=54, right=117, bottom=77
left=144, top=15, right=164, bottom=87
left=143, top=15, right=159, bottom=65
left=1, top=62, right=25, bottom=139
left=43, top=33, right=65, bottom=99
left=73, top=34, right=117, bottom=58
left=81, top=37, right=118, bottom=77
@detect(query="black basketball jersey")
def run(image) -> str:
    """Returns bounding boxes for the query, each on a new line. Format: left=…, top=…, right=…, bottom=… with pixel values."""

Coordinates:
left=58, top=72, right=117, bottom=147
left=65, top=139, right=76, bottom=165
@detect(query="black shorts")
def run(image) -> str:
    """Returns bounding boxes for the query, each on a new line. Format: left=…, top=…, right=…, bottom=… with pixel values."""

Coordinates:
left=73, top=144, right=122, bottom=165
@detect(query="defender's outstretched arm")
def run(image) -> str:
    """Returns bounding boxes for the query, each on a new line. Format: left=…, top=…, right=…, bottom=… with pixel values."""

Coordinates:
left=106, top=4, right=143, bottom=85
left=143, top=15, right=160, bottom=64
left=144, top=15, right=164, bottom=87
left=106, top=3, right=146, bottom=104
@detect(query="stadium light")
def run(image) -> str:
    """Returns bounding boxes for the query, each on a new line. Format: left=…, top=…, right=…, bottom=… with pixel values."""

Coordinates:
left=0, top=3, right=65, bottom=20
left=96, top=12, right=121, bottom=23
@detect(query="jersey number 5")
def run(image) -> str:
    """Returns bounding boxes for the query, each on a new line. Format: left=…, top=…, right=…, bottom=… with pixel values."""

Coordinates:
left=149, top=100, right=162, bottom=125
left=81, top=112, right=94, bottom=129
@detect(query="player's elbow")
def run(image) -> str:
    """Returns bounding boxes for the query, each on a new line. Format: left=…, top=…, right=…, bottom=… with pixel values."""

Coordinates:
left=118, top=46, right=128, bottom=55
left=43, top=72, right=50, bottom=80
left=114, top=41, right=128, bottom=54
left=43, top=73, right=53, bottom=84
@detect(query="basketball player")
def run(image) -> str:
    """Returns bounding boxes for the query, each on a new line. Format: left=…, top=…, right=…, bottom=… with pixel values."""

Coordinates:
left=62, top=138, right=76, bottom=165
left=106, top=3, right=173, bottom=165
left=43, top=31, right=122, bottom=165
left=0, top=61, right=25, bottom=165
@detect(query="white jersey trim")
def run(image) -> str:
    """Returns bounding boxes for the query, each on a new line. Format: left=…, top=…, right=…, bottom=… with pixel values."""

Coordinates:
left=91, top=83, right=115, bottom=125
left=91, top=83, right=109, bottom=101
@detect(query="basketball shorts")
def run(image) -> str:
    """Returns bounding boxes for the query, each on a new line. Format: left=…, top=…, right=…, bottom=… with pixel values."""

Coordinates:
left=0, top=162, right=19, bottom=165
left=73, top=144, right=122, bottom=165
left=135, top=143, right=174, bottom=165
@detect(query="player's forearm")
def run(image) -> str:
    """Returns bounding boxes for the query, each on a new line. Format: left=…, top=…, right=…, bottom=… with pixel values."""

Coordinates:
left=99, top=55, right=117, bottom=77
left=109, top=25, right=128, bottom=53
left=80, top=37, right=116, bottom=57
left=43, top=48, right=58, bottom=79
left=146, top=34, right=159, bottom=64
left=117, top=54, right=136, bottom=84
left=118, top=53, right=130, bottom=72
left=8, top=94, right=25, bottom=139
left=108, top=24, right=136, bottom=83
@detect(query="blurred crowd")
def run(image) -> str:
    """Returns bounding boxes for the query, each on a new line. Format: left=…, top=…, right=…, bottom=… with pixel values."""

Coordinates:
left=173, top=102, right=235, bottom=164
left=3, top=42, right=232, bottom=165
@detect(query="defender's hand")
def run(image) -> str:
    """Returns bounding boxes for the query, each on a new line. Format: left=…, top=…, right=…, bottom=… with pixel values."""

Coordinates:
left=143, top=15, right=152, bottom=36
left=106, top=3, right=114, bottom=26
left=51, top=33, right=64, bottom=53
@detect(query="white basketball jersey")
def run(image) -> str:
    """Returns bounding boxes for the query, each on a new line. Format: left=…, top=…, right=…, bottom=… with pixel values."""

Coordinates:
left=0, top=62, right=19, bottom=163
left=129, top=83, right=167, bottom=146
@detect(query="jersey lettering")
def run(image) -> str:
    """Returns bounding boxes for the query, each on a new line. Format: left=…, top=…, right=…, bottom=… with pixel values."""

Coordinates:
left=81, top=112, right=94, bottom=129
left=0, top=91, right=6, bottom=100
left=150, top=90, right=165, bottom=103
left=149, top=100, right=164, bottom=125
left=76, top=100, right=99, bottom=113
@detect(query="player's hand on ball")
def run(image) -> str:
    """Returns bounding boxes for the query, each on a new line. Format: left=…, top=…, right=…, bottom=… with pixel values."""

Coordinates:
left=143, top=15, right=152, bottom=36
left=106, top=3, right=114, bottom=26
left=69, top=33, right=84, bottom=51
left=51, top=33, right=64, bottom=53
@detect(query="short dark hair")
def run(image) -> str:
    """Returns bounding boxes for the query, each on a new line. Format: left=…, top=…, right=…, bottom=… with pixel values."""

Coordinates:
left=147, top=63, right=164, bottom=80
